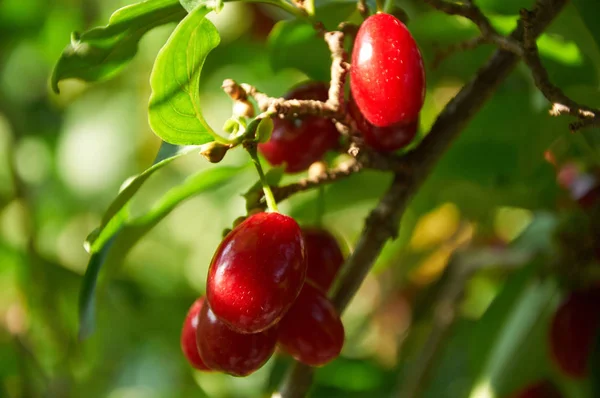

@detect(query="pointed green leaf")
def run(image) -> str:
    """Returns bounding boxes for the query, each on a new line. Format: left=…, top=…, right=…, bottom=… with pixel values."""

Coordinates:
left=112, top=164, right=248, bottom=252
left=87, top=142, right=195, bottom=252
left=256, top=117, right=274, bottom=144
left=148, top=6, right=221, bottom=145
left=78, top=163, right=246, bottom=338
left=51, top=0, right=186, bottom=93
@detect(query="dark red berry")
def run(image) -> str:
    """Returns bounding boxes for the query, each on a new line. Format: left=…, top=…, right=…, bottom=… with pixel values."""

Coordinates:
left=349, top=97, right=418, bottom=152
left=181, top=297, right=211, bottom=371
left=277, top=281, right=344, bottom=366
left=196, top=300, right=277, bottom=377
left=303, top=227, right=344, bottom=292
left=549, top=286, right=600, bottom=378
left=350, top=13, right=425, bottom=127
left=258, top=82, right=340, bottom=173
left=507, top=380, right=563, bottom=398
left=207, top=212, right=306, bottom=333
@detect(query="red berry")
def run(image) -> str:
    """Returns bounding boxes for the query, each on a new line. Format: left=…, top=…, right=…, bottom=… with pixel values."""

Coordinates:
left=277, top=282, right=344, bottom=366
left=349, top=97, right=418, bottom=152
left=507, top=380, right=563, bottom=398
left=303, top=227, right=344, bottom=292
left=196, top=300, right=277, bottom=377
left=549, top=286, right=600, bottom=378
left=350, top=13, right=425, bottom=127
left=181, top=297, right=211, bottom=371
left=258, top=82, right=340, bottom=173
left=207, top=212, right=306, bottom=333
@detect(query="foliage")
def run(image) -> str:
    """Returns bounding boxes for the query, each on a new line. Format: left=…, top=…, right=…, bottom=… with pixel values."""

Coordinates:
left=1, top=0, right=600, bottom=397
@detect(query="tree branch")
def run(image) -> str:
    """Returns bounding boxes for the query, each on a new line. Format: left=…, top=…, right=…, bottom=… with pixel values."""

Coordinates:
left=519, top=7, right=600, bottom=132
left=275, top=1, right=567, bottom=396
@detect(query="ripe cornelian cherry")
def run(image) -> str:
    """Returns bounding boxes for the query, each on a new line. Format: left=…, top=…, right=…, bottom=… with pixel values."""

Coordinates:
left=277, top=281, right=344, bottom=366
left=196, top=300, right=277, bottom=377
left=258, top=82, right=340, bottom=173
left=507, top=380, right=563, bottom=398
left=549, top=285, right=600, bottom=378
left=207, top=212, right=306, bottom=333
left=350, top=13, right=425, bottom=127
left=181, top=297, right=211, bottom=371
left=303, top=227, right=344, bottom=292
left=349, top=97, right=418, bottom=152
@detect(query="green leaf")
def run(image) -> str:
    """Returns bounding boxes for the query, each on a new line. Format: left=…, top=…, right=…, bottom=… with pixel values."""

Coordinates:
left=256, top=117, right=274, bottom=144
left=78, top=237, right=115, bottom=339
left=180, top=0, right=223, bottom=13
left=51, top=0, right=186, bottom=93
left=109, top=165, right=247, bottom=254
left=79, top=159, right=246, bottom=338
left=471, top=278, right=559, bottom=397
left=268, top=19, right=331, bottom=82
left=148, top=5, right=221, bottom=145
left=87, top=142, right=195, bottom=252
left=79, top=141, right=189, bottom=338
left=467, top=260, right=558, bottom=397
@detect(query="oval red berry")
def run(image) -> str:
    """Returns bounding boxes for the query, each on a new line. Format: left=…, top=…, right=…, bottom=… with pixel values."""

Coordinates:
left=349, top=97, right=418, bottom=152
left=180, top=297, right=211, bottom=371
left=258, top=82, right=340, bottom=173
left=508, top=380, right=563, bottom=398
left=196, top=300, right=277, bottom=377
left=206, top=212, right=307, bottom=333
left=277, top=282, right=344, bottom=366
left=303, top=227, right=344, bottom=292
left=350, top=13, right=425, bottom=127
left=549, top=286, right=600, bottom=378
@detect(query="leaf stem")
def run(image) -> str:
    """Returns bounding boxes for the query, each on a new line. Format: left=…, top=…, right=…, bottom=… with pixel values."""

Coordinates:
left=248, top=145, right=279, bottom=212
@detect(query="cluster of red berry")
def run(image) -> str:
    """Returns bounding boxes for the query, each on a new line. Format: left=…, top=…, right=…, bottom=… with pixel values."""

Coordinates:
left=180, top=12, right=424, bottom=377
left=181, top=214, right=345, bottom=376
left=260, top=13, right=425, bottom=173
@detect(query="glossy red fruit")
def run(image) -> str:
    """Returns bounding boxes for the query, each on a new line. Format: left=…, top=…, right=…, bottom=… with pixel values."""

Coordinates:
left=303, top=227, right=345, bottom=292
left=549, top=286, right=600, bottom=378
left=181, top=297, right=211, bottom=371
left=207, top=212, right=306, bottom=333
left=349, top=97, right=418, bottom=152
left=507, top=380, right=563, bottom=398
left=277, top=282, right=344, bottom=366
left=196, top=301, right=277, bottom=377
left=350, top=13, right=425, bottom=127
left=258, top=82, right=340, bottom=173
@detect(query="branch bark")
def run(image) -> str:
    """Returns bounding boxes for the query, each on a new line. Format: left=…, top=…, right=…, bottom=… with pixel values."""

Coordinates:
left=275, top=1, right=567, bottom=396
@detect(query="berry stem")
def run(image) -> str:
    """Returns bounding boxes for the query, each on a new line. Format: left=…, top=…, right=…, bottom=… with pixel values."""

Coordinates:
left=248, top=145, right=279, bottom=213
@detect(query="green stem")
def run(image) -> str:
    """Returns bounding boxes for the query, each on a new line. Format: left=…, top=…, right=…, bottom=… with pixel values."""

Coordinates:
left=315, top=186, right=325, bottom=227
left=248, top=146, right=279, bottom=212
left=382, top=0, right=394, bottom=13
left=375, top=0, right=384, bottom=12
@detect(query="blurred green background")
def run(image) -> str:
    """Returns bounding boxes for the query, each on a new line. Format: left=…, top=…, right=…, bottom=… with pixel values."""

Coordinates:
left=1, top=0, right=600, bottom=397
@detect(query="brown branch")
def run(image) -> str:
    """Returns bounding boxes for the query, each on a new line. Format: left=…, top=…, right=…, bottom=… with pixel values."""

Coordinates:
left=428, top=0, right=599, bottom=132
left=275, top=1, right=567, bottom=397
left=324, top=31, right=349, bottom=113
left=519, top=7, right=600, bottom=132
left=357, top=0, right=369, bottom=19
left=246, top=159, right=363, bottom=211
left=424, top=0, right=522, bottom=64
